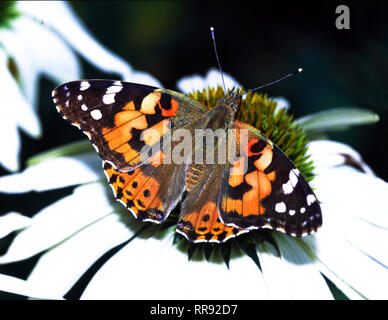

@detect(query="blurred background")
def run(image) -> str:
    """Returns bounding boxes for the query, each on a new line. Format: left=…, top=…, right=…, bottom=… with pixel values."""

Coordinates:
left=4, top=0, right=386, bottom=181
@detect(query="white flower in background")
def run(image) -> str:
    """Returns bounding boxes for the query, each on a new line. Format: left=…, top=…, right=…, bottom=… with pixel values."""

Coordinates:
left=0, top=69, right=386, bottom=300
left=0, top=1, right=161, bottom=172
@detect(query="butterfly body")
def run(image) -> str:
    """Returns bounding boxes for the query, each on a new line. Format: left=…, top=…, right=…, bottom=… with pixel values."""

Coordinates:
left=52, top=80, right=322, bottom=243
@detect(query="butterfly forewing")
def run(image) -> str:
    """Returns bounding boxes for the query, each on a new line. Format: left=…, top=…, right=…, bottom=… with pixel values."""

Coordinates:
left=53, top=80, right=184, bottom=171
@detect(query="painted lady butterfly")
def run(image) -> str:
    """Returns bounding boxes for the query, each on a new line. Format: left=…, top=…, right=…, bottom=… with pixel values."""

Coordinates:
left=52, top=78, right=322, bottom=243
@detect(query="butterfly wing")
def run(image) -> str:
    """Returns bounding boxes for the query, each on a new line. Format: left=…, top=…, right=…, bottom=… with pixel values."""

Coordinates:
left=177, top=163, right=248, bottom=243
left=52, top=80, right=206, bottom=223
left=219, top=121, right=322, bottom=237
left=52, top=80, right=206, bottom=171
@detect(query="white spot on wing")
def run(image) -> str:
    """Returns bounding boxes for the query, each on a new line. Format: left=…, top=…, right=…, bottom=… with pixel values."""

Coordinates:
left=102, top=83, right=123, bottom=104
left=103, top=94, right=115, bottom=104
left=282, top=180, right=293, bottom=194
left=106, top=83, right=123, bottom=94
left=289, top=209, right=296, bottom=216
left=81, top=104, right=88, bottom=111
left=77, top=94, right=82, bottom=101
left=307, top=194, right=316, bottom=206
left=275, top=202, right=286, bottom=213
left=300, top=207, right=306, bottom=213
left=90, top=109, right=102, bottom=120
left=80, top=81, right=90, bottom=91
left=282, top=169, right=299, bottom=195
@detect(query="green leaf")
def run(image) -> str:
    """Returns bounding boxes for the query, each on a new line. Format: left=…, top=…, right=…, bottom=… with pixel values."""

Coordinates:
left=27, top=140, right=94, bottom=166
left=296, top=107, right=380, bottom=133
left=0, top=1, right=20, bottom=29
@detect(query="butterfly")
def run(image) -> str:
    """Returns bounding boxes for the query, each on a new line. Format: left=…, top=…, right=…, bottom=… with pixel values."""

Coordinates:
left=52, top=80, right=322, bottom=243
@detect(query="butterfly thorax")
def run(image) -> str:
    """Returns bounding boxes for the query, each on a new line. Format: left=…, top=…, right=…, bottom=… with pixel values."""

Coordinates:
left=202, top=94, right=240, bottom=131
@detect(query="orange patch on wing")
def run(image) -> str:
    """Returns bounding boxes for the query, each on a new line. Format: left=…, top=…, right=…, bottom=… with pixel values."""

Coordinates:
left=243, top=171, right=260, bottom=216
left=142, top=119, right=170, bottom=146
left=133, top=176, right=160, bottom=211
left=160, top=98, right=179, bottom=117
left=103, top=115, right=148, bottom=150
left=229, top=157, right=246, bottom=176
left=140, top=91, right=161, bottom=114
left=223, top=197, right=243, bottom=216
left=180, top=202, right=242, bottom=242
left=254, top=145, right=273, bottom=171
left=267, top=170, right=276, bottom=182
left=114, top=110, right=142, bottom=128
left=124, top=101, right=136, bottom=111
left=229, top=173, right=244, bottom=187
left=246, top=139, right=261, bottom=156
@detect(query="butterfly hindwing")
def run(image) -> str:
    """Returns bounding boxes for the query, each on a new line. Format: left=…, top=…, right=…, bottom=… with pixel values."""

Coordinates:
left=219, top=121, right=322, bottom=236
left=177, top=163, right=248, bottom=243
left=103, top=159, right=188, bottom=223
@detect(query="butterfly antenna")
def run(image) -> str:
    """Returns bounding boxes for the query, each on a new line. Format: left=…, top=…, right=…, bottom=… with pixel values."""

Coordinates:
left=245, top=68, right=303, bottom=94
left=210, top=27, right=227, bottom=93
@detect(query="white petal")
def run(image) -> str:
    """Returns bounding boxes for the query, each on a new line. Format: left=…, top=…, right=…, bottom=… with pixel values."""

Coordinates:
left=0, top=27, right=37, bottom=105
left=81, top=235, right=269, bottom=299
left=0, top=49, right=41, bottom=136
left=272, top=96, right=290, bottom=111
left=258, top=235, right=333, bottom=299
left=177, top=68, right=241, bottom=94
left=10, top=16, right=80, bottom=85
left=0, top=273, right=62, bottom=300
left=0, top=212, right=31, bottom=239
left=308, top=140, right=375, bottom=176
left=0, top=154, right=102, bottom=193
left=0, top=183, right=115, bottom=263
left=26, top=211, right=136, bottom=298
left=0, top=49, right=41, bottom=171
left=314, top=231, right=388, bottom=299
left=311, top=163, right=388, bottom=299
left=124, top=70, right=162, bottom=88
left=0, top=116, right=20, bottom=172
left=16, top=1, right=131, bottom=79
left=204, top=68, right=241, bottom=91
left=313, top=166, right=388, bottom=232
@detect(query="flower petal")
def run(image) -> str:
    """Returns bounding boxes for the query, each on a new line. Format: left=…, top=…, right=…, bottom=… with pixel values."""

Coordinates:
left=26, top=211, right=137, bottom=299
left=9, top=15, right=81, bottom=86
left=272, top=96, right=290, bottom=112
left=15, top=2, right=122, bottom=79
left=177, top=68, right=241, bottom=94
left=0, top=212, right=31, bottom=239
left=0, top=154, right=102, bottom=193
left=0, top=26, right=37, bottom=105
left=123, top=70, right=162, bottom=88
left=0, top=49, right=41, bottom=171
left=311, top=162, right=388, bottom=299
left=308, top=140, right=375, bottom=176
left=257, top=235, right=333, bottom=299
left=0, top=273, right=62, bottom=299
left=0, top=183, right=115, bottom=263
left=81, top=234, right=269, bottom=299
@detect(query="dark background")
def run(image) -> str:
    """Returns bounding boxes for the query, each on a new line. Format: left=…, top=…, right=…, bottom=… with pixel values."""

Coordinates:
left=16, top=0, right=388, bottom=181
